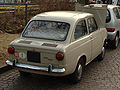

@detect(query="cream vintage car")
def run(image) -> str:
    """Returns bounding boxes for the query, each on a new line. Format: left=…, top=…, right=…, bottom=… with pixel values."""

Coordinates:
left=6, top=4, right=107, bottom=83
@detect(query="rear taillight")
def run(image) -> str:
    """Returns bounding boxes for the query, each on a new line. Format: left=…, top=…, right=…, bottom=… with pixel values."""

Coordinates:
left=89, top=0, right=90, bottom=3
left=56, top=52, right=64, bottom=60
left=14, top=52, right=19, bottom=57
left=106, top=28, right=115, bottom=32
left=8, top=47, right=15, bottom=54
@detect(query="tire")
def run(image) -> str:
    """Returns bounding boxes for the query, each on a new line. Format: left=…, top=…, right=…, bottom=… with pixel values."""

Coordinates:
left=97, top=45, right=105, bottom=61
left=71, top=58, right=85, bottom=83
left=112, top=35, right=119, bottom=49
left=19, top=71, right=30, bottom=77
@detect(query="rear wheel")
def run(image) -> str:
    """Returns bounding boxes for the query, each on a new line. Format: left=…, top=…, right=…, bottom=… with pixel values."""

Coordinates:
left=97, top=45, right=105, bottom=61
left=112, top=35, right=119, bottom=49
left=71, top=58, right=85, bottom=83
left=19, top=71, right=30, bottom=77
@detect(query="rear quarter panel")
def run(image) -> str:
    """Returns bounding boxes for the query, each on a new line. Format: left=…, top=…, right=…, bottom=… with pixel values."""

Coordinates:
left=64, top=35, right=91, bottom=74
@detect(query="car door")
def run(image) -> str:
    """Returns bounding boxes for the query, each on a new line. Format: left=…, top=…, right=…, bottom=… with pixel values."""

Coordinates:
left=72, top=19, right=92, bottom=64
left=87, top=17, right=103, bottom=60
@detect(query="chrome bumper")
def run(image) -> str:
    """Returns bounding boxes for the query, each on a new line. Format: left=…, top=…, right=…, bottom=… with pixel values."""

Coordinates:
left=6, top=60, right=65, bottom=73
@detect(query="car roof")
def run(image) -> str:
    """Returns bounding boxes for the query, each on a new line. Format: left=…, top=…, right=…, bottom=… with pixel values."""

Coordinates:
left=107, top=5, right=120, bottom=9
left=31, top=11, right=93, bottom=23
left=36, top=11, right=91, bottom=18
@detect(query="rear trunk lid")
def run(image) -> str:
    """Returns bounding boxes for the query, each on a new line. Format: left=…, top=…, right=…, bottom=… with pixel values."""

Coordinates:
left=10, top=38, right=65, bottom=67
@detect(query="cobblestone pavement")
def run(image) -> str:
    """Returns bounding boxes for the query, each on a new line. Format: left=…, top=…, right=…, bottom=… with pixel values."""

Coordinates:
left=0, top=46, right=120, bottom=90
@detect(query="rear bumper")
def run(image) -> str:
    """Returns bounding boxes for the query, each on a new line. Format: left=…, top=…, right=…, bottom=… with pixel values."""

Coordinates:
left=107, top=31, right=117, bottom=40
left=6, top=60, right=65, bottom=73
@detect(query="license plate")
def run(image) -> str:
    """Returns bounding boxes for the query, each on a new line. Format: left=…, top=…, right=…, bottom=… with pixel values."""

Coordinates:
left=27, top=51, right=40, bottom=63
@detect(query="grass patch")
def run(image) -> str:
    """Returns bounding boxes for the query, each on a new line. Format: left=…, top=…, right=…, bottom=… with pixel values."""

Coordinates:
left=0, top=33, right=20, bottom=66
left=0, top=0, right=75, bottom=66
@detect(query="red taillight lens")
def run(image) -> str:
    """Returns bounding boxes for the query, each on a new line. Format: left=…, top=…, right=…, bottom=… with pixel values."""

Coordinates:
left=106, top=28, right=115, bottom=32
left=14, top=52, right=19, bottom=58
left=56, top=52, right=64, bottom=60
left=8, top=47, right=15, bottom=54
left=89, top=0, right=90, bottom=3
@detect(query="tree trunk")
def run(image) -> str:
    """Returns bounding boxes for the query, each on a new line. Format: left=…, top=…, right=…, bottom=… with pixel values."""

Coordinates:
left=3, top=0, right=5, bottom=3
left=21, top=0, right=24, bottom=3
left=14, top=0, right=17, bottom=3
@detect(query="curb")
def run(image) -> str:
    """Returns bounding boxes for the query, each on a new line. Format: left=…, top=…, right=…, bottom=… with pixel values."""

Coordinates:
left=0, top=65, right=12, bottom=74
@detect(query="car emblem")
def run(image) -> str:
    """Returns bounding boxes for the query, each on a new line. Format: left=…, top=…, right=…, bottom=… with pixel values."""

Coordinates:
left=19, top=52, right=26, bottom=59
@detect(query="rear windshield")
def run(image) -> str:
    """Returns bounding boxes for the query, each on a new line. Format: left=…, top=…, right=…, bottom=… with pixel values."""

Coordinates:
left=22, top=20, right=70, bottom=41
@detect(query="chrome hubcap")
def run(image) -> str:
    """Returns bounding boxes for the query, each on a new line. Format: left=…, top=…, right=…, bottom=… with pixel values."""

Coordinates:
left=102, top=47, right=105, bottom=58
left=77, top=64, right=82, bottom=79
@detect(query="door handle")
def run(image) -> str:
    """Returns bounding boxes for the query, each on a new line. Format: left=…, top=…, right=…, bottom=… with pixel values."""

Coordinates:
left=90, top=36, right=96, bottom=39
left=90, top=36, right=93, bottom=39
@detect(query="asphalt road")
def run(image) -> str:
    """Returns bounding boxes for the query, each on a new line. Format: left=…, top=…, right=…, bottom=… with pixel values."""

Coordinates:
left=0, top=45, right=120, bottom=90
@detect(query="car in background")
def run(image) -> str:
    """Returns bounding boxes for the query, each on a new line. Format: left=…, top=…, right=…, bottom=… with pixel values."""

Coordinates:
left=89, top=0, right=97, bottom=4
left=106, top=5, right=120, bottom=49
left=88, top=0, right=120, bottom=5
left=110, top=0, right=120, bottom=5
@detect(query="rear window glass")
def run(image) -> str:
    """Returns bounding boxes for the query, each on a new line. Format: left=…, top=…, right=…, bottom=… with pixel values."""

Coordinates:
left=22, top=20, right=70, bottom=41
left=106, top=9, right=111, bottom=23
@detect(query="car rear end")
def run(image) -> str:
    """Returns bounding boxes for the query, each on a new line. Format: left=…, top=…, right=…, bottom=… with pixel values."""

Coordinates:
left=6, top=17, right=72, bottom=76
left=106, top=5, right=119, bottom=41
left=6, top=40, right=68, bottom=76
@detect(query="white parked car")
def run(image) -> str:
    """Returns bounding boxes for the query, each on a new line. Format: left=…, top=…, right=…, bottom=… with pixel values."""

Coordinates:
left=106, top=5, right=120, bottom=48
left=109, top=0, right=120, bottom=5
left=6, top=4, right=107, bottom=83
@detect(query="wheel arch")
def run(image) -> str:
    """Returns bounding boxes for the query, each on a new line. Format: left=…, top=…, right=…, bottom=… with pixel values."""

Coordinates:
left=71, top=54, right=87, bottom=75
left=117, top=31, right=119, bottom=37
left=103, top=39, right=107, bottom=47
left=76, top=55, right=87, bottom=68
left=79, top=55, right=86, bottom=65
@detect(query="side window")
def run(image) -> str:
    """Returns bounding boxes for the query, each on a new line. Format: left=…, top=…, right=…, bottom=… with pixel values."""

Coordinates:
left=87, top=17, right=98, bottom=33
left=118, top=7, right=120, bottom=12
left=74, top=20, right=87, bottom=39
left=117, top=7, right=120, bottom=16
left=117, top=0, right=120, bottom=5
left=113, top=7, right=120, bottom=19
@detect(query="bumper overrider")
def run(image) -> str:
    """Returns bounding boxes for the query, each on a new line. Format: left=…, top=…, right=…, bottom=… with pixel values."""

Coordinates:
left=6, top=60, right=65, bottom=73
